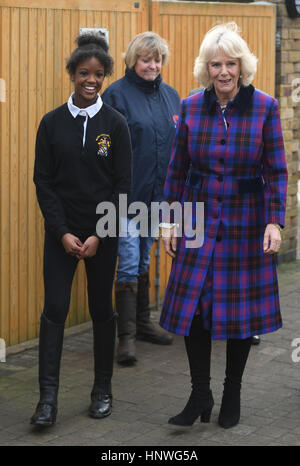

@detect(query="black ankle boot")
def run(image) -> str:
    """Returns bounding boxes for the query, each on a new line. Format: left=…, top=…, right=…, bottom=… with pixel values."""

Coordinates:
left=89, top=315, right=116, bottom=419
left=168, top=389, right=214, bottom=426
left=218, top=382, right=241, bottom=429
left=30, top=313, right=64, bottom=427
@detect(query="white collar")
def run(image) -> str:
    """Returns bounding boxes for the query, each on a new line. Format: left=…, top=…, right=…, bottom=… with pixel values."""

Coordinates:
left=67, top=93, right=103, bottom=118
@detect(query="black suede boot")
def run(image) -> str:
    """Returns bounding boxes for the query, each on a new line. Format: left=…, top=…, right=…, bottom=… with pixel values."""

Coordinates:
left=89, top=314, right=116, bottom=419
left=115, top=281, right=137, bottom=366
left=136, top=272, right=172, bottom=345
left=168, top=315, right=214, bottom=426
left=218, top=337, right=252, bottom=429
left=30, top=313, right=64, bottom=426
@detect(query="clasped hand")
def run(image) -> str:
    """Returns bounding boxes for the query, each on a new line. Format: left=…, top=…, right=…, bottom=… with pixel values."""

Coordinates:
left=61, top=233, right=100, bottom=259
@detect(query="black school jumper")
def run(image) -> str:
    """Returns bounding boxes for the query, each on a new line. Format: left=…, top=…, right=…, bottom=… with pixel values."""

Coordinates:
left=34, top=102, right=132, bottom=324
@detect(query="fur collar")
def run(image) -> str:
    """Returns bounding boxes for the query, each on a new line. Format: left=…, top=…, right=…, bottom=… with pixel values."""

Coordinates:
left=204, top=84, right=255, bottom=114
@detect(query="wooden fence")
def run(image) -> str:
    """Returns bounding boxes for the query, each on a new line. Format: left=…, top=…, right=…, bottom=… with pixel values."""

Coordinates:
left=0, top=0, right=276, bottom=346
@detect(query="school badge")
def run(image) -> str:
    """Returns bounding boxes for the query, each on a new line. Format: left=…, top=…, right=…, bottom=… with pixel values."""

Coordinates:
left=96, top=134, right=111, bottom=157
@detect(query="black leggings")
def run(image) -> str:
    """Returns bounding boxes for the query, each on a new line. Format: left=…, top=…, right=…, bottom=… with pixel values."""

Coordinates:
left=43, top=231, right=118, bottom=325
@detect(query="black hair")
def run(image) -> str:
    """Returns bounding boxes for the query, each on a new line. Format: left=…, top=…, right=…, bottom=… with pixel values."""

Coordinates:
left=66, top=32, right=114, bottom=76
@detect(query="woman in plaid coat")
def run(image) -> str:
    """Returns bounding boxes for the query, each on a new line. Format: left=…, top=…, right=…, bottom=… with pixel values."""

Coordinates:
left=160, top=23, right=288, bottom=429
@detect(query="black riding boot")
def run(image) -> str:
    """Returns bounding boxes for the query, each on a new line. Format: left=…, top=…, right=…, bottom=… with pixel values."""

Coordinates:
left=89, top=314, right=117, bottom=418
left=30, top=313, right=64, bottom=426
left=218, top=337, right=252, bottom=429
left=168, top=315, right=214, bottom=426
left=136, top=271, right=173, bottom=345
left=115, top=281, right=137, bottom=366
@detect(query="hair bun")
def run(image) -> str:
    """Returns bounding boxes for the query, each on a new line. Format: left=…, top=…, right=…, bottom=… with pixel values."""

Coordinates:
left=77, top=32, right=109, bottom=53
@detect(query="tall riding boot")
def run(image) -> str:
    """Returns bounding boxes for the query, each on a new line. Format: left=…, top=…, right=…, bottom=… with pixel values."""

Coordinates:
left=218, top=337, right=252, bottom=429
left=115, top=281, right=137, bottom=366
left=89, top=314, right=116, bottom=419
left=30, top=313, right=64, bottom=426
left=136, top=271, right=173, bottom=345
left=168, top=315, right=214, bottom=426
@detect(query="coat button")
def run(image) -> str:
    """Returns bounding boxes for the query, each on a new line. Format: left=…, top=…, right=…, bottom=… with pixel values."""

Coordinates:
left=217, top=175, right=223, bottom=182
left=216, top=235, right=222, bottom=241
left=217, top=196, right=223, bottom=202
left=219, top=157, right=224, bottom=164
left=220, top=139, right=226, bottom=145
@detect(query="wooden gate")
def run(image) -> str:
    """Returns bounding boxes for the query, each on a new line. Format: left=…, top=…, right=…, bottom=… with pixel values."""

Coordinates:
left=151, top=0, right=276, bottom=98
left=0, top=0, right=149, bottom=346
left=0, top=0, right=276, bottom=346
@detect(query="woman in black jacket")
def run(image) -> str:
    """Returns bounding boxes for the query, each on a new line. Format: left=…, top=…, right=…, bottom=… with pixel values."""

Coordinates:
left=31, top=33, right=131, bottom=426
left=102, top=32, right=180, bottom=366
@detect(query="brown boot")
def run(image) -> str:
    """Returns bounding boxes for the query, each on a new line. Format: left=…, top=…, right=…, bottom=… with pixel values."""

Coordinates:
left=115, top=281, right=137, bottom=366
left=136, top=272, right=173, bottom=345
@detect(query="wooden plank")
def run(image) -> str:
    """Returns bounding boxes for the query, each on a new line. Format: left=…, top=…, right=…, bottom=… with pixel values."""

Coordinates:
left=53, top=9, right=62, bottom=108
left=45, top=8, right=54, bottom=113
left=0, top=6, right=11, bottom=345
left=36, top=8, right=46, bottom=333
left=9, top=7, right=20, bottom=345
left=0, top=0, right=144, bottom=12
left=18, top=7, right=29, bottom=343
left=27, top=7, right=38, bottom=339
left=152, top=1, right=275, bottom=18
left=62, top=9, right=72, bottom=104
left=181, top=15, right=188, bottom=98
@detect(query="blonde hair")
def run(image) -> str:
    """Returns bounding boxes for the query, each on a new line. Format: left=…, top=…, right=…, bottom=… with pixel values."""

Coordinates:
left=194, top=22, right=258, bottom=88
left=124, top=31, right=170, bottom=69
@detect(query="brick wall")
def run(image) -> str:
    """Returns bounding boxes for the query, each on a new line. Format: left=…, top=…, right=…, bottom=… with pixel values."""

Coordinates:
left=266, top=0, right=300, bottom=262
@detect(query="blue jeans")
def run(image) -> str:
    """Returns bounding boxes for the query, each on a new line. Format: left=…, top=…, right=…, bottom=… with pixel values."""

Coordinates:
left=116, top=217, right=154, bottom=283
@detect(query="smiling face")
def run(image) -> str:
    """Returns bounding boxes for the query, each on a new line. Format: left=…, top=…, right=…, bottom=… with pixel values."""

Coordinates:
left=134, top=53, right=162, bottom=81
left=71, top=56, right=105, bottom=108
left=207, top=50, right=241, bottom=104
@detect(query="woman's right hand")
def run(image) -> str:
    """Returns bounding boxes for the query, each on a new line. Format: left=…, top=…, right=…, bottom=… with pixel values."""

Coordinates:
left=61, top=233, right=83, bottom=258
left=162, top=226, right=177, bottom=258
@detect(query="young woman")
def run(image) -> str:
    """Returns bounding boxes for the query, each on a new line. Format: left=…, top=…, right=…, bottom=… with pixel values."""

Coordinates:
left=31, top=33, right=132, bottom=426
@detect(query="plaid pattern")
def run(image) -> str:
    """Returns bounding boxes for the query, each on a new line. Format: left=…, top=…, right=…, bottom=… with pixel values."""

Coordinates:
left=159, top=86, right=288, bottom=339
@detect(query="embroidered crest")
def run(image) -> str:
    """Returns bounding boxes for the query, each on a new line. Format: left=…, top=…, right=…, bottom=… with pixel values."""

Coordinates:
left=96, top=134, right=111, bottom=157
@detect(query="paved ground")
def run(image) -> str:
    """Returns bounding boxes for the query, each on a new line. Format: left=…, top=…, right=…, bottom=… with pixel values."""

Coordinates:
left=0, top=260, right=300, bottom=447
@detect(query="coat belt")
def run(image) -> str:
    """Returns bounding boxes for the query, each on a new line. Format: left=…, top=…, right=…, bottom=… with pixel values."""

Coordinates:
left=185, top=170, right=265, bottom=194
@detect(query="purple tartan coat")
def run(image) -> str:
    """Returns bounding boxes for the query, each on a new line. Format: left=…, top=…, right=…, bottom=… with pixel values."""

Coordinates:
left=159, top=85, right=288, bottom=340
